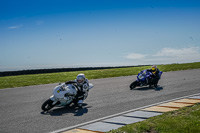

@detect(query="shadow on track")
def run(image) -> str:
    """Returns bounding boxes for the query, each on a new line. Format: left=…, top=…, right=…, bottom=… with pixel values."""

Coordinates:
left=40, top=103, right=92, bottom=116
left=131, top=86, right=163, bottom=91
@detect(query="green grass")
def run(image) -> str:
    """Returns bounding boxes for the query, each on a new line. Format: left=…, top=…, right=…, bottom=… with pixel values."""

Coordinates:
left=108, top=103, right=200, bottom=133
left=0, top=62, right=200, bottom=89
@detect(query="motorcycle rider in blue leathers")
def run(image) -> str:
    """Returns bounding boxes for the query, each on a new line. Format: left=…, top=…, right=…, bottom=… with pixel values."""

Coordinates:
left=147, top=65, right=161, bottom=88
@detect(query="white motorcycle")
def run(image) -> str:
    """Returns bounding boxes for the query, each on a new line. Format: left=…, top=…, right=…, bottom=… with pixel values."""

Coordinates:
left=41, top=82, right=93, bottom=111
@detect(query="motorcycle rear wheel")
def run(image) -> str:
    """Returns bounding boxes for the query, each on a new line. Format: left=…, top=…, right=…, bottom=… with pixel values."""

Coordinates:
left=41, top=99, right=55, bottom=111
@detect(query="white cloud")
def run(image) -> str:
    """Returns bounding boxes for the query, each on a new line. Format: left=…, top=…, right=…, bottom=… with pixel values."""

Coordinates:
left=154, top=47, right=200, bottom=57
left=125, top=47, right=200, bottom=64
left=8, top=25, right=23, bottom=29
left=152, top=47, right=200, bottom=64
left=125, top=53, right=147, bottom=59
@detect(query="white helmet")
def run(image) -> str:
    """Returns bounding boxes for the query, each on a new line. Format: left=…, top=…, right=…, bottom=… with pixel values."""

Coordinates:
left=76, top=73, right=85, bottom=86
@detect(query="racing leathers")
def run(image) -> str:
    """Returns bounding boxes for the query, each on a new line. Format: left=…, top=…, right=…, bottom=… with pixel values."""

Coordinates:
left=147, top=68, right=161, bottom=87
left=65, top=79, right=89, bottom=107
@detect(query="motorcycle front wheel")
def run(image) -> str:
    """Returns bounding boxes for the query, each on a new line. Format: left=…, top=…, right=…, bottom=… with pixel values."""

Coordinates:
left=130, top=81, right=139, bottom=90
left=41, top=99, right=55, bottom=111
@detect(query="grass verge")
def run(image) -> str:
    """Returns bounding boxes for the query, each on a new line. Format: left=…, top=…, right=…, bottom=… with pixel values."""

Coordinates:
left=0, top=62, right=200, bottom=89
left=108, top=103, right=200, bottom=133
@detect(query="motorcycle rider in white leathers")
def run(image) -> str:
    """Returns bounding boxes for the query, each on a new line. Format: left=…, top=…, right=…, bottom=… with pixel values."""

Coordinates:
left=65, top=73, right=89, bottom=107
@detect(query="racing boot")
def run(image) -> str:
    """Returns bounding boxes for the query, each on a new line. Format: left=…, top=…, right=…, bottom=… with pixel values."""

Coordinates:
left=154, top=84, right=158, bottom=88
left=77, top=100, right=83, bottom=108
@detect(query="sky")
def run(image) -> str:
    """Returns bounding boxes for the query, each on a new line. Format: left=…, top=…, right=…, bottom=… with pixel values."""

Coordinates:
left=1, top=0, right=200, bottom=71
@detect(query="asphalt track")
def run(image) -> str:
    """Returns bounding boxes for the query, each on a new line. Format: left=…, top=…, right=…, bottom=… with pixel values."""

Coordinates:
left=0, top=69, right=200, bottom=133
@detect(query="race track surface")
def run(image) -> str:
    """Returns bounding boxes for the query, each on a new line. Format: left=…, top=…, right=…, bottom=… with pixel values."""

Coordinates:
left=0, top=69, right=200, bottom=133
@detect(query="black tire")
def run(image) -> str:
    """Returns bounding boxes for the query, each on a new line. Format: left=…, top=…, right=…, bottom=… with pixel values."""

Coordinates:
left=130, top=81, right=139, bottom=90
left=41, top=99, right=55, bottom=111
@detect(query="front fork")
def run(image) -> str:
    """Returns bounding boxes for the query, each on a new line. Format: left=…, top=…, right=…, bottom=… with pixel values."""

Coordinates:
left=50, top=95, right=58, bottom=105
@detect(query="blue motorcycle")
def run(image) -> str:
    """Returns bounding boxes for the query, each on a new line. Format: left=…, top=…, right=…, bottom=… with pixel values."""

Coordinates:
left=130, top=69, right=162, bottom=90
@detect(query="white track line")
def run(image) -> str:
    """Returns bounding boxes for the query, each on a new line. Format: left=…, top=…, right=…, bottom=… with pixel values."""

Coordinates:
left=50, top=93, right=200, bottom=133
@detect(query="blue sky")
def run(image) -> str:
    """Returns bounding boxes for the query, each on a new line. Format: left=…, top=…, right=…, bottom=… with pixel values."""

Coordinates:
left=1, top=0, right=200, bottom=71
